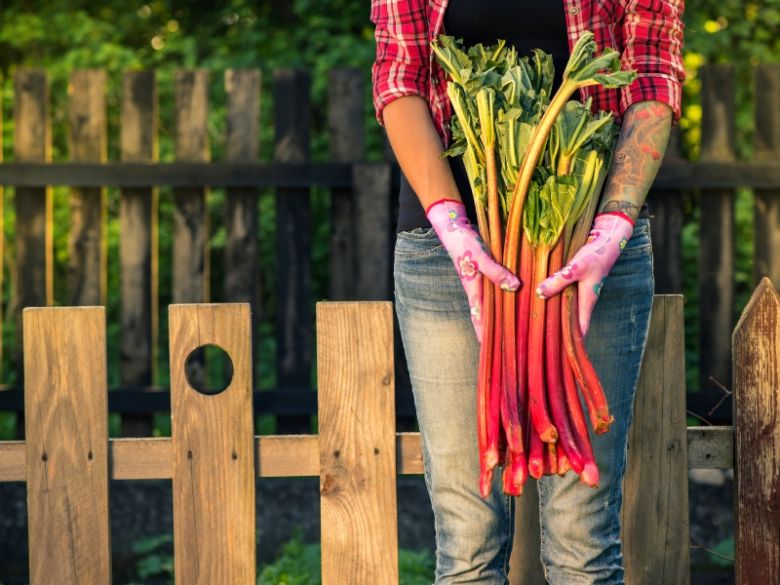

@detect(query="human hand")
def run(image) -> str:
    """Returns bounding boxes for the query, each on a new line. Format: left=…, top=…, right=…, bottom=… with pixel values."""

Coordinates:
left=536, top=212, right=635, bottom=336
left=426, top=198, right=521, bottom=343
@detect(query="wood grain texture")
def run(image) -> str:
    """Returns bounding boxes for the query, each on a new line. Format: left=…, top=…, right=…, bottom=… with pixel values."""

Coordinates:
left=173, top=70, right=210, bottom=304
left=22, top=307, right=111, bottom=585
left=224, top=69, right=260, bottom=355
left=67, top=70, right=107, bottom=307
left=328, top=69, right=364, bottom=301
left=698, top=65, right=735, bottom=399
left=733, top=278, right=780, bottom=585
left=274, top=69, right=313, bottom=433
left=622, top=295, right=690, bottom=585
left=649, top=128, right=684, bottom=294
left=317, top=302, right=398, bottom=585
left=753, top=65, right=780, bottom=289
left=687, top=426, right=734, bottom=469
left=169, top=303, right=256, bottom=585
left=120, top=70, right=158, bottom=437
left=353, top=163, right=392, bottom=301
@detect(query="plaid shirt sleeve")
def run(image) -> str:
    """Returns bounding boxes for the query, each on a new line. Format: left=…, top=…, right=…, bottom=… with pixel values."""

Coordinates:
left=620, top=0, right=686, bottom=122
left=370, top=0, right=431, bottom=127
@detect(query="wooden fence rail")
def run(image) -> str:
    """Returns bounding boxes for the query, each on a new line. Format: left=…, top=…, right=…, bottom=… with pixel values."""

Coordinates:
left=0, top=279, right=778, bottom=583
left=0, top=63, right=779, bottom=436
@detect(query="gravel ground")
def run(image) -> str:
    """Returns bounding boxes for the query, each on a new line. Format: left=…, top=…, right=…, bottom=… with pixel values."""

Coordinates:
left=0, top=471, right=734, bottom=584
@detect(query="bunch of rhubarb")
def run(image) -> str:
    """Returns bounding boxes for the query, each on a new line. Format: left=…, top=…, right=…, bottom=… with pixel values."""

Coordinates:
left=431, top=32, right=636, bottom=496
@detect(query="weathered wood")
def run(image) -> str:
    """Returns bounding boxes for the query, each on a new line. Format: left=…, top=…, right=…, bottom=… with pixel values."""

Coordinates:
left=317, top=302, right=398, bottom=584
left=120, top=70, right=159, bottom=437
left=732, top=278, right=780, bottom=584
left=0, top=72, right=3, bottom=380
left=650, top=128, right=684, bottom=293
left=173, top=70, right=210, bottom=304
left=687, top=426, right=733, bottom=469
left=354, top=163, right=392, bottom=300
left=169, top=303, right=256, bottom=584
left=224, top=69, right=260, bottom=372
left=275, top=69, right=313, bottom=433
left=328, top=69, right=364, bottom=300
left=23, top=307, right=110, bottom=585
left=623, top=295, right=690, bottom=585
left=509, top=480, right=546, bottom=585
left=67, top=70, right=107, bottom=307
left=14, top=69, right=52, bottom=440
left=698, top=65, right=735, bottom=398
left=753, top=64, right=780, bottom=288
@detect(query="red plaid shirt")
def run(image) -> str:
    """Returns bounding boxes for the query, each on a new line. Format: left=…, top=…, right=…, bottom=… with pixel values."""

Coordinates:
left=370, top=0, right=685, bottom=148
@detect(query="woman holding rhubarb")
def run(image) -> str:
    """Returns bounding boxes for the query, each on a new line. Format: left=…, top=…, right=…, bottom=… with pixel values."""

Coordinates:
left=371, top=1, right=684, bottom=583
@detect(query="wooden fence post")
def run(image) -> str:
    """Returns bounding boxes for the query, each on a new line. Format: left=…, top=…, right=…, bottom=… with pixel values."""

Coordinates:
left=698, top=65, right=736, bottom=401
left=275, top=69, right=313, bottom=433
left=120, top=70, right=159, bottom=437
left=650, top=128, right=684, bottom=293
left=732, top=278, right=780, bottom=584
left=353, top=163, right=392, bottom=301
left=328, top=68, right=364, bottom=301
left=67, top=69, right=107, bottom=307
left=753, top=65, right=780, bottom=287
left=622, top=295, right=690, bottom=584
left=14, top=69, right=52, bottom=440
left=317, top=302, right=399, bottom=584
left=169, top=303, right=256, bottom=584
left=23, top=307, right=111, bottom=584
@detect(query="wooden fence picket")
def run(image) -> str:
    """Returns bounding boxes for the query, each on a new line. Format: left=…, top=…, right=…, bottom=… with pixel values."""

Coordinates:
left=732, top=278, right=780, bottom=584
left=317, top=301, right=399, bottom=585
left=67, top=69, right=107, bottom=307
left=169, top=303, right=256, bottom=584
left=23, top=307, right=111, bottom=585
left=119, top=69, right=159, bottom=437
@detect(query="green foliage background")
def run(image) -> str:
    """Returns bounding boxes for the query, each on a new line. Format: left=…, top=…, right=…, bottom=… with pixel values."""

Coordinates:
left=0, top=0, right=777, bottom=435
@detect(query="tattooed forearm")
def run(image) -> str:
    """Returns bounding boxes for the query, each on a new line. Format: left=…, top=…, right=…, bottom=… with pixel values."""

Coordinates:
left=598, top=101, right=673, bottom=220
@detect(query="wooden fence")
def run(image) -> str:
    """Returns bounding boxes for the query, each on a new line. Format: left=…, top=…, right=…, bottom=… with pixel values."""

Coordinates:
left=0, top=64, right=779, bottom=434
left=0, top=279, right=777, bottom=584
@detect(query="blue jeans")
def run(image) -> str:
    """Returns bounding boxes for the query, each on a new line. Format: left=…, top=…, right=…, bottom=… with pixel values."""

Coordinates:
left=394, top=218, right=654, bottom=585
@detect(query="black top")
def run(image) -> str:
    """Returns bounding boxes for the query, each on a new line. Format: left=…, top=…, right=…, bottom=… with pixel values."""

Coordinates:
left=396, top=0, right=646, bottom=233
left=396, top=0, right=569, bottom=233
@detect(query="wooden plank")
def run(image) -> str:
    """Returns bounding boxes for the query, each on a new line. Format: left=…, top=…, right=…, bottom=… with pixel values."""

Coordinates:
left=328, top=69, right=364, bottom=300
left=274, top=69, right=313, bottom=433
left=13, top=70, right=52, bottom=439
left=0, top=161, right=353, bottom=187
left=22, top=307, right=110, bottom=584
left=0, top=436, right=323, bottom=482
left=623, top=295, right=690, bottom=585
left=509, top=480, right=546, bottom=585
left=650, top=128, right=684, bottom=293
left=67, top=70, right=107, bottom=307
left=224, top=69, right=260, bottom=370
left=687, top=426, right=733, bottom=469
left=169, top=303, right=256, bottom=584
left=317, top=302, right=398, bottom=584
left=173, top=70, right=210, bottom=391
left=698, top=65, right=735, bottom=399
left=120, top=70, right=159, bottom=437
left=353, top=163, right=392, bottom=300
left=753, top=64, right=780, bottom=288
left=732, top=278, right=780, bottom=584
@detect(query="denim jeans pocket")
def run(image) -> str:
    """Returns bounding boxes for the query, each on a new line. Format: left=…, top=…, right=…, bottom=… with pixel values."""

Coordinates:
left=621, top=218, right=652, bottom=257
left=395, top=227, right=444, bottom=257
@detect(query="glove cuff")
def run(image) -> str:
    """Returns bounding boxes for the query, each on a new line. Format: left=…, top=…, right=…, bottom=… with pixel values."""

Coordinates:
left=424, top=197, right=464, bottom=217
left=595, top=210, right=635, bottom=227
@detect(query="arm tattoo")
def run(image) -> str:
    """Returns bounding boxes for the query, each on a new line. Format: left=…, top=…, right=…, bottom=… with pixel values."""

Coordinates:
left=598, top=101, right=673, bottom=221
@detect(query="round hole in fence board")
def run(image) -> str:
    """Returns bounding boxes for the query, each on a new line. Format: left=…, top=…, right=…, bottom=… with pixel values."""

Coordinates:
left=184, top=343, right=234, bottom=395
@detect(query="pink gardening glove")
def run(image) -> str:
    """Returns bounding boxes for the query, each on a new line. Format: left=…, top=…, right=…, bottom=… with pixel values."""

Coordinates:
left=426, top=198, right=521, bottom=343
left=536, top=212, right=635, bottom=336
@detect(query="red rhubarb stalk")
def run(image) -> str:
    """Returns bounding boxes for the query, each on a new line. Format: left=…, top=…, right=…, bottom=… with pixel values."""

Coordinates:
left=528, top=428, right=545, bottom=479
left=562, top=351, right=600, bottom=487
left=527, top=245, right=558, bottom=443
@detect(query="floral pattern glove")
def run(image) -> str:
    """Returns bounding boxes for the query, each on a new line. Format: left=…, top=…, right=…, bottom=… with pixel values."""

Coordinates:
left=426, top=198, right=521, bottom=343
left=536, top=212, right=635, bottom=336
